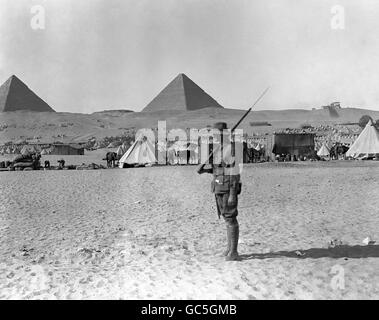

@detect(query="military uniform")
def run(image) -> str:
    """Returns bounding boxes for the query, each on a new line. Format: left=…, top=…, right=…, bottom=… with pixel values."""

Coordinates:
left=198, top=122, right=242, bottom=261
left=212, top=165, right=241, bottom=220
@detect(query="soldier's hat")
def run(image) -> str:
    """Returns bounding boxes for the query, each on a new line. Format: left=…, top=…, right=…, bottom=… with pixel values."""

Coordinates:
left=213, top=122, right=228, bottom=131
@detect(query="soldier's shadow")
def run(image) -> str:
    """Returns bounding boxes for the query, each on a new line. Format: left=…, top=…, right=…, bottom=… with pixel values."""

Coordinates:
left=239, top=244, right=379, bottom=260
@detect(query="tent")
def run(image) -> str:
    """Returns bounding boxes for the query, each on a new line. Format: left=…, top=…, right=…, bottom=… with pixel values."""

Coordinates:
left=346, top=120, right=379, bottom=159
left=118, top=137, right=157, bottom=167
left=116, top=145, right=125, bottom=158
left=40, top=149, right=48, bottom=155
left=20, top=145, right=38, bottom=156
left=107, top=142, right=117, bottom=148
left=20, top=145, right=30, bottom=156
left=317, top=143, right=330, bottom=158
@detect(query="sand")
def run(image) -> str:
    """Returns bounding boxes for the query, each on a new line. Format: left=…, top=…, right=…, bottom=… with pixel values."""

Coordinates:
left=1, top=161, right=379, bottom=299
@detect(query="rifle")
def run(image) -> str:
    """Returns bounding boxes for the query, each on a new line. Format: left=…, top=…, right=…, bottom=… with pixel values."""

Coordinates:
left=196, top=86, right=270, bottom=173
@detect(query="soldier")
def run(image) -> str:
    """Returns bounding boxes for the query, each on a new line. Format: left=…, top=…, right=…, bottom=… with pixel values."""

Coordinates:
left=197, top=122, right=242, bottom=261
left=57, top=159, right=65, bottom=170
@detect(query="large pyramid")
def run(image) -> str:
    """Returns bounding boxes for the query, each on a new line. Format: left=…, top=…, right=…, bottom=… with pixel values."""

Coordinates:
left=0, top=75, right=55, bottom=112
left=142, top=73, right=223, bottom=112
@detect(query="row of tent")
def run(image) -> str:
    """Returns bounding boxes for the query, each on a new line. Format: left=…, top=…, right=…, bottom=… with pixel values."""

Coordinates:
left=0, top=145, right=45, bottom=155
left=119, top=138, right=254, bottom=167
left=0, top=144, right=54, bottom=156
left=119, top=120, right=379, bottom=167
left=317, top=120, right=379, bottom=159
left=117, top=137, right=266, bottom=167
left=118, top=139, right=200, bottom=167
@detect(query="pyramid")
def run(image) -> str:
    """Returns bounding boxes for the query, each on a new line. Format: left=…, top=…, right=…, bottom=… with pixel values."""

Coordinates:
left=346, top=120, right=379, bottom=158
left=142, top=73, right=223, bottom=112
left=0, top=75, right=55, bottom=112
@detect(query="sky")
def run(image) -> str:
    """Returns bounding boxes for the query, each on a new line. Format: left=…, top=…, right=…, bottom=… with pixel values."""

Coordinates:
left=1, top=0, right=379, bottom=113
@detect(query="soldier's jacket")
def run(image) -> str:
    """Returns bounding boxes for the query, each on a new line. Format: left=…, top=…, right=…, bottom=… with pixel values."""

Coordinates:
left=208, top=140, right=242, bottom=195
left=211, top=165, right=242, bottom=195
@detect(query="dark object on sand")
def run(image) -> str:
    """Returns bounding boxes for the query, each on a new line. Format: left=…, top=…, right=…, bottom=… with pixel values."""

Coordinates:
left=76, top=163, right=105, bottom=170
left=11, top=152, right=41, bottom=170
left=57, top=159, right=65, bottom=170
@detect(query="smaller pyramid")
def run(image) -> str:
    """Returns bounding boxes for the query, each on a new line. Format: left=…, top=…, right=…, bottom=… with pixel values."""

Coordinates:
left=142, top=73, right=223, bottom=112
left=0, top=75, right=55, bottom=112
left=346, top=120, right=379, bottom=158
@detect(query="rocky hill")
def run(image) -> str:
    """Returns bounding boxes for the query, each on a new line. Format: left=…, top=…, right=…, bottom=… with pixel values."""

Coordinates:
left=0, top=107, right=379, bottom=145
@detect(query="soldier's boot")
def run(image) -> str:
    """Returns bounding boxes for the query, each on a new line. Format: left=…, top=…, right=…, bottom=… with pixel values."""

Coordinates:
left=226, top=220, right=240, bottom=261
left=222, top=224, right=232, bottom=256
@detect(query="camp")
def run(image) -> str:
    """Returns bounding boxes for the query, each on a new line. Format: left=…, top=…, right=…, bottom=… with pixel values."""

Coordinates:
left=346, top=119, right=379, bottom=159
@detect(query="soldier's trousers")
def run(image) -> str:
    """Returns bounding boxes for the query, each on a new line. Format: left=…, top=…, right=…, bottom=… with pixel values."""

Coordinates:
left=215, top=193, right=238, bottom=222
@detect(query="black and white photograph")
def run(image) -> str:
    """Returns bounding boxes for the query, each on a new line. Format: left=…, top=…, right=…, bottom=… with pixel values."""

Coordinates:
left=1, top=0, right=379, bottom=303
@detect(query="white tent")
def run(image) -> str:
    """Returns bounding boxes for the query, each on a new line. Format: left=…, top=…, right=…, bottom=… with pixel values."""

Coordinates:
left=20, top=145, right=30, bottom=156
left=116, top=145, right=125, bottom=157
left=107, top=142, right=117, bottom=148
left=346, top=120, right=379, bottom=158
left=118, top=137, right=157, bottom=167
left=317, top=143, right=330, bottom=158
left=20, top=145, right=39, bottom=156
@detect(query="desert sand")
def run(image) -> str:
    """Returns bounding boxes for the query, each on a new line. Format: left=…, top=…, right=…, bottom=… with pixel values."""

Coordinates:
left=1, top=161, right=379, bottom=299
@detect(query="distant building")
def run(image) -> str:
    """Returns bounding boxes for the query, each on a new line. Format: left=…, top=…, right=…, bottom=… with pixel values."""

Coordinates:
left=50, top=144, right=84, bottom=155
left=330, top=102, right=341, bottom=109
left=322, top=102, right=341, bottom=109
left=272, top=133, right=315, bottom=157
left=321, top=102, right=340, bottom=118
